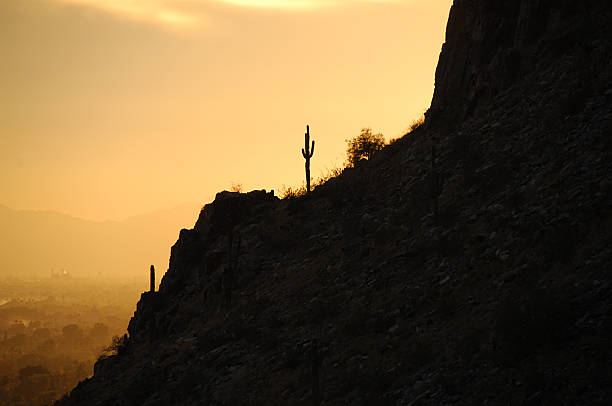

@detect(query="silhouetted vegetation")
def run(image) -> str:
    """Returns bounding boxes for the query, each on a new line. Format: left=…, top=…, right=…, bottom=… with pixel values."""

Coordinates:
left=229, top=182, right=243, bottom=193
left=285, top=119, right=429, bottom=198
left=280, top=126, right=387, bottom=198
left=301, top=125, right=315, bottom=193
left=345, top=128, right=385, bottom=167
left=280, top=166, right=343, bottom=199
left=279, top=184, right=305, bottom=199
left=408, top=115, right=425, bottom=132
left=150, top=265, right=155, bottom=293
left=103, top=334, right=128, bottom=356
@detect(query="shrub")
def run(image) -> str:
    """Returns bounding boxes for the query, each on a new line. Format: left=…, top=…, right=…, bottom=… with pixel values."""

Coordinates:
left=312, top=166, right=343, bottom=188
left=229, top=182, right=243, bottom=193
left=279, top=166, right=343, bottom=199
left=279, top=184, right=306, bottom=199
left=345, top=128, right=385, bottom=167
left=103, top=334, right=127, bottom=356
left=408, top=115, right=425, bottom=132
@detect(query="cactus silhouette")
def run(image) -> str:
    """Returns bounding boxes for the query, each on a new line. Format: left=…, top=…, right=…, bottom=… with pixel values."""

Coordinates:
left=302, top=125, right=315, bottom=193
left=150, top=265, right=155, bottom=293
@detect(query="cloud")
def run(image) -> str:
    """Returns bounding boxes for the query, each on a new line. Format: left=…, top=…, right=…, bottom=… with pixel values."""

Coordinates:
left=51, top=0, right=405, bottom=28
left=219, top=0, right=400, bottom=7
left=217, top=0, right=334, bottom=8
left=54, top=0, right=201, bottom=28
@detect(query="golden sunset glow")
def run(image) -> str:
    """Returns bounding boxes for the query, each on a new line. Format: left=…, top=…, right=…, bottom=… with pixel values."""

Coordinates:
left=216, top=0, right=401, bottom=10
left=50, top=0, right=413, bottom=29
left=53, top=0, right=200, bottom=27
left=1, top=0, right=452, bottom=277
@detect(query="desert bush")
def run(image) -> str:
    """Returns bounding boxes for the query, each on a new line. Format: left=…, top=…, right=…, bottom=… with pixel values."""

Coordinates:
left=345, top=128, right=385, bottom=167
left=408, top=115, right=425, bottom=132
left=103, top=334, right=127, bottom=356
left=313, top=166, right=343, bottom=188
left=280, top=166, right=343, bottom=199
left=229, top=182, right=243, bottom=193
left=279, top=184, right=307, bottom=199
left=388, top=115, right=425, bottom=143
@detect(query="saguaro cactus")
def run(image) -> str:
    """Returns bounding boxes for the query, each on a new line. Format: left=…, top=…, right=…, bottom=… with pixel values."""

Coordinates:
left=150, top=265, right=155, bottom=293
left=302, top=125, right=315, bottom=193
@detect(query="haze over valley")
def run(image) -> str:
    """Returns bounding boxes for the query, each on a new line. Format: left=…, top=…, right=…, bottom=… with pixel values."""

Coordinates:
left=0, top=203, right=200, bottom=281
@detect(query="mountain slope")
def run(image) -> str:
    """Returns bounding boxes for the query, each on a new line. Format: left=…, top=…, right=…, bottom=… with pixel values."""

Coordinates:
left=56, top=1, right=612, bottom=404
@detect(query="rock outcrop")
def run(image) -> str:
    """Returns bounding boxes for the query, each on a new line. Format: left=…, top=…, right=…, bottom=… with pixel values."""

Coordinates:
left=429, top=0, right=612, bottom=122
left=55, top=1, right=612, bottom=405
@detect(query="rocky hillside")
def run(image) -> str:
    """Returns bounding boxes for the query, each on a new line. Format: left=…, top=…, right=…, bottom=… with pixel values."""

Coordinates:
left=56, top=0, right=612, bottom=405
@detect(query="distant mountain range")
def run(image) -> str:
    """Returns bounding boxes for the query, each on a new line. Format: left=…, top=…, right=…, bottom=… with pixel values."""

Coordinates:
left=0, top=203, right=201, bottom=280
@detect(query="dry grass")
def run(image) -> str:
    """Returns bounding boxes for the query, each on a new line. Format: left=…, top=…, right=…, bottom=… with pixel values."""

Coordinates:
left=280, top=166, right=344, bottom=199
left=229, top=182, right=243, bottom=193
left=388, top=115, right=426, bottom=144
left=278, top=184, right=306, bottom=199
left=408, top=115, right=425, bottom=132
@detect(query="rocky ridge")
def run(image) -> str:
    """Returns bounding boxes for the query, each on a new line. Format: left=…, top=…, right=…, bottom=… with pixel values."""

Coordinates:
left=56, top=0, right=612, bottom=405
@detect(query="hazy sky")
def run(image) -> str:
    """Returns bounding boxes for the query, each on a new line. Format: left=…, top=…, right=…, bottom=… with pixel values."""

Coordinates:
left=1, top=0, right=452, bottom=221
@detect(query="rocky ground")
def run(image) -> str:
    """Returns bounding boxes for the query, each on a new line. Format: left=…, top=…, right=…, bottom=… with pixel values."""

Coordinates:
left=55, top=1, right=612, bottom=405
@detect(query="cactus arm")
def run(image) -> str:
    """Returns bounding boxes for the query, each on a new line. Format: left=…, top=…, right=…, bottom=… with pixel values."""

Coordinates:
left=302, top=148, right=307, bottom=158
left=310, top=140, right=315, bottom=157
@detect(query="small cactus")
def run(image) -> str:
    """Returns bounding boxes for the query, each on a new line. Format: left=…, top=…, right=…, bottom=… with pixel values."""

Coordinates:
left=150, top=265, right=155, bottom=293
left=302, top=125, right=315, bottom=193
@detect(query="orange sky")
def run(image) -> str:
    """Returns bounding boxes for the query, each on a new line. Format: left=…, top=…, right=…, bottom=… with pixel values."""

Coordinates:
left=1, top=0, right=452, bottom=222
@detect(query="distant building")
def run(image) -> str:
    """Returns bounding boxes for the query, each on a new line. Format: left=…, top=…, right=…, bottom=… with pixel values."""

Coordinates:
left=50, top=269, right=71, bottom=279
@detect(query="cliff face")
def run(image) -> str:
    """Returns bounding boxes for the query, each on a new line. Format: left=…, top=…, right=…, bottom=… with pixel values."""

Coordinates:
left=57, top=1, right=612, bottom=405
left=429, top=0, right=612, bottom=122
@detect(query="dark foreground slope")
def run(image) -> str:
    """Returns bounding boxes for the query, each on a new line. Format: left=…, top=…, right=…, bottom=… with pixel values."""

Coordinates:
left=56, top=1, right=612, bottom=405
